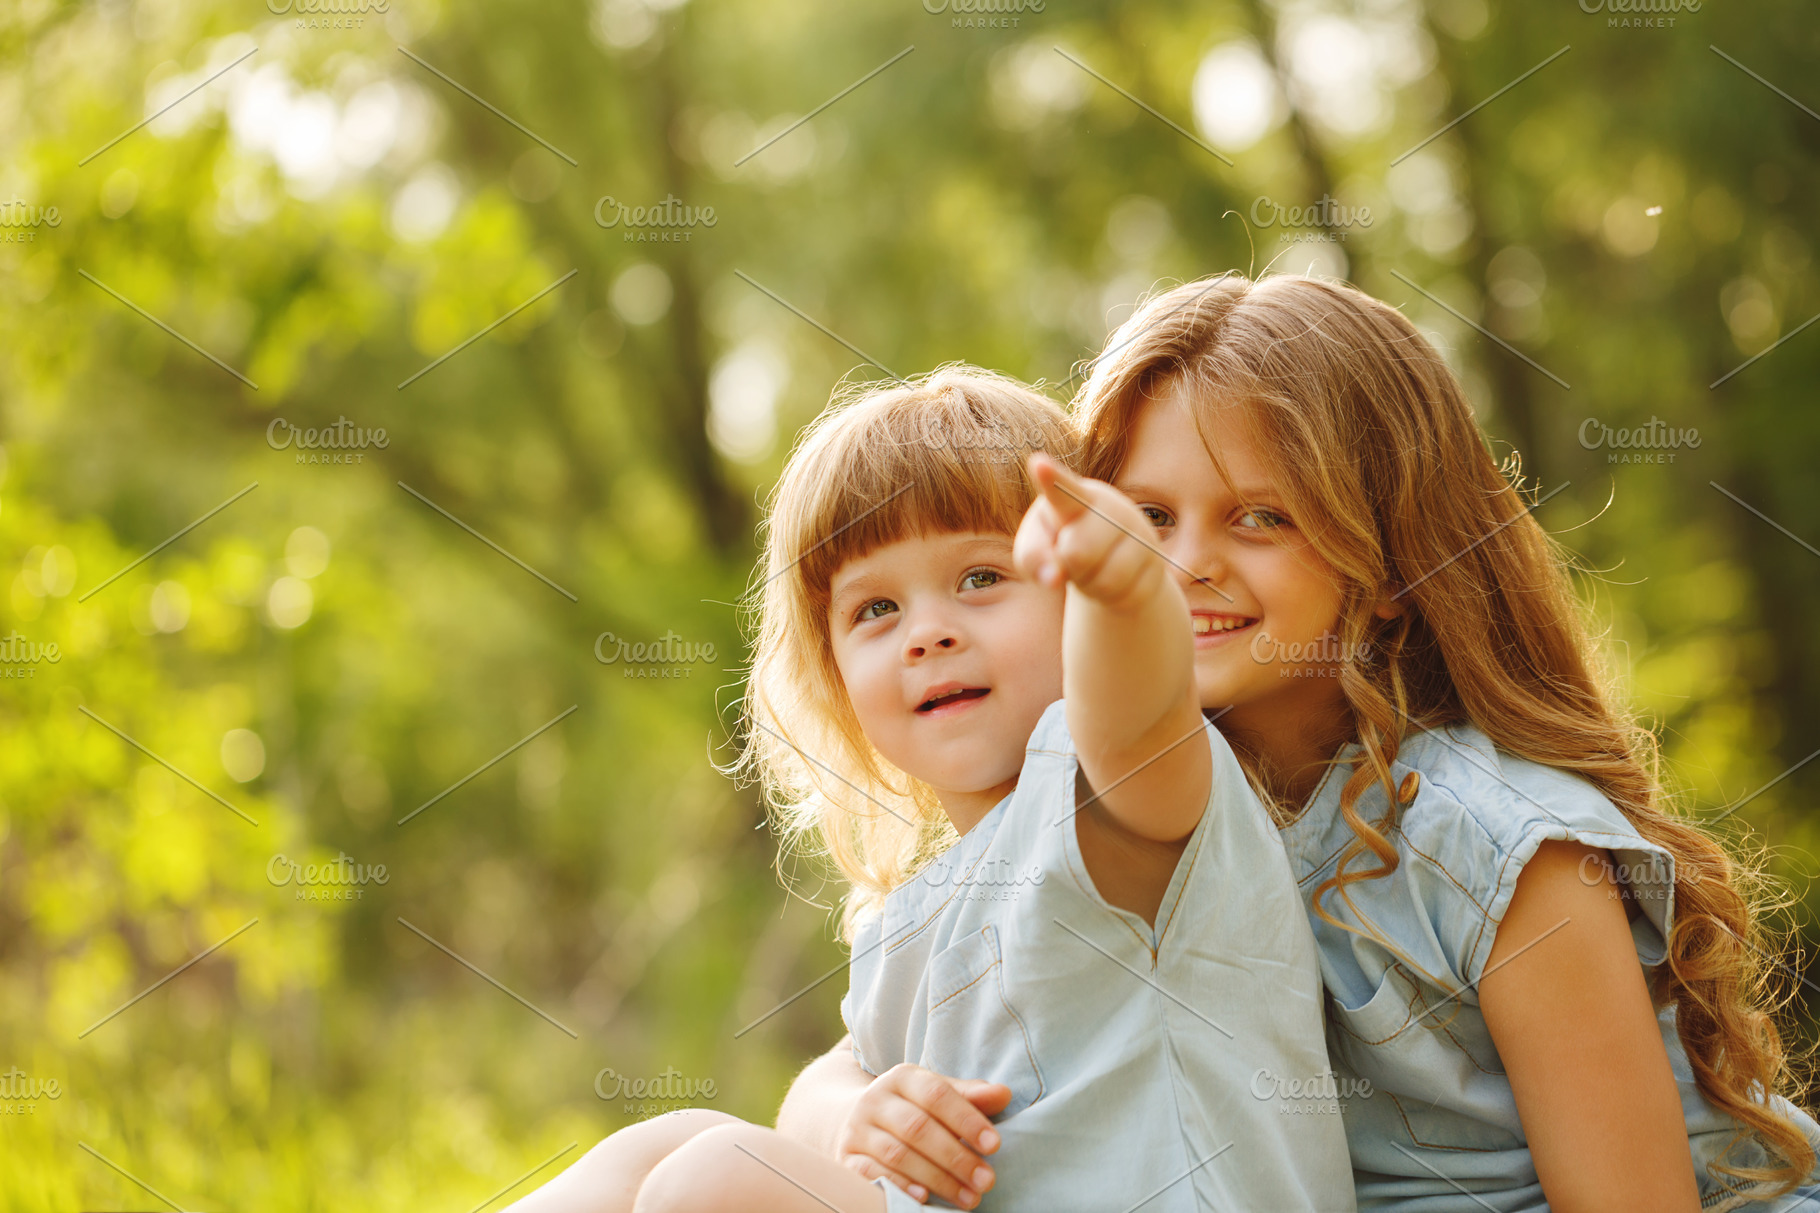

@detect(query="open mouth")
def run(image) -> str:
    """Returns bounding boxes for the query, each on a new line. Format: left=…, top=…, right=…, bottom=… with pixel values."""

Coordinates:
left=916, top=686, right=990, bottom=713
left=1191, top=612, right=1257, bottom=638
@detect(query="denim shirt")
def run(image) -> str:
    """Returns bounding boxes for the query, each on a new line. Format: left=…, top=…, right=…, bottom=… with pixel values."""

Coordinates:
left=842, top=700, right=1357, bottom=1212
left=1281, top=723, right=1820, bottom=1211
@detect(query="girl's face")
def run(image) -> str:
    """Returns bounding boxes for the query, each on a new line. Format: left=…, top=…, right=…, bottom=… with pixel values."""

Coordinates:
left=1114, top=383, right=1352, bottom=741
left=827, top=530, right=1063, bottom=833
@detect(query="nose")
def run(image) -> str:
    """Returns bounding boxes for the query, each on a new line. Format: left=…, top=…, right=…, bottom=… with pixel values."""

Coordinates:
left=902, top=609, right=962, bottom=661
left=1165, top=520, right=1232, bottom=598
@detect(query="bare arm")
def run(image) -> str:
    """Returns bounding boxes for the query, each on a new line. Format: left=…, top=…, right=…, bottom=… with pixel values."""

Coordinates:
left=776, top=1037, right=1009, bottom=1210
left=1479, top=840, right=1700, bottom=1212
left=1014, top=455, right=1209, bottom=843
left=774, top=1036, right=871, bottom=1156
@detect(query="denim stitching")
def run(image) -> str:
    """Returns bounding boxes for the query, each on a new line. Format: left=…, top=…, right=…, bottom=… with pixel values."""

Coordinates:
left=1434, top=1016, right=1506, bottom=1077
left=1333, top=965, right=1423, bottom=1046
left=987, top=924, right=1046, bottom=1106
left=1389, top=1092, right=1499, bottom=1153
left=1152, top=773, right=1212, bottom=953
left=925, top=926, right=1045, bottom=1107
left=929, top=959, right=995, bottom=1013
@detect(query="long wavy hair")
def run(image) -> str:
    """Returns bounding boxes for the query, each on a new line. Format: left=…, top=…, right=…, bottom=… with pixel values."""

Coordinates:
left=1074, top=272, right=1813, bottom=1195
left=732, top=366, right=1077, bottom=940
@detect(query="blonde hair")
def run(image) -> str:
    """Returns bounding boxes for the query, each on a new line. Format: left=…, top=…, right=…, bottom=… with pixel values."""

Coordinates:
left=1075, top=272, right=1815, bottom=1194
left=735, top=366, right=1076, bottom=939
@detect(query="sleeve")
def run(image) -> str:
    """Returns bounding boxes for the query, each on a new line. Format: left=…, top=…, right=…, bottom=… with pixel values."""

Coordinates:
left=1035, top=699, right=1269, bottom=847
left=1202, top=709, right=1282, bottom=848
left=840, top=914, right=884, bottom=1077
left=1406, top=752, right=1677, bottom=989
left=1467, top=811, right=1676, bottom=983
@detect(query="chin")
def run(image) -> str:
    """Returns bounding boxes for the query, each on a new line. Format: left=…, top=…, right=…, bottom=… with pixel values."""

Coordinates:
left=1194, top=679, right=1259, bottom=715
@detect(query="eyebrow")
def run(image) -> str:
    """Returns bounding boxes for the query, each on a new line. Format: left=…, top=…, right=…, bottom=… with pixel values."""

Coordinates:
left=827, top=572, right=881, bottom=615
left=1114, top=479, right=1282, bottom=504
left=826, top=536, right=1015, bottom=605
left=951, top=535, right=1016, bottom=559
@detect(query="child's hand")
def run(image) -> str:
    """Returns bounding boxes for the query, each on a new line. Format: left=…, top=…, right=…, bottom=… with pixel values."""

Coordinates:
left=835, top=1063, right=1008, bottom=1209
left=1014, top=453, right=1164, bottom=613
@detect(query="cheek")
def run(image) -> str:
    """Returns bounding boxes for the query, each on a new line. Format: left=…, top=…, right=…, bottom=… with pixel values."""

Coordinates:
left=831, top=641, right=889, bottom=726
left=1002, top=603, right=1063, bottom=695
left=1256, top=550, right=1344, bottom=633
left=848, top=652, right=891, bottom=710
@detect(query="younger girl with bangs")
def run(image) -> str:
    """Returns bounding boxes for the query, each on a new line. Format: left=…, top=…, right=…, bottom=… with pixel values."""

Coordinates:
left=503, top=367, right=1355, bottom=1213
left=786, top=275, right=1820, bottom=1210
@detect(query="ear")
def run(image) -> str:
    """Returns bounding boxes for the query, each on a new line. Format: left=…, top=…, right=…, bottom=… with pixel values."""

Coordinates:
left=1371, top=586, right=1406, bottom=620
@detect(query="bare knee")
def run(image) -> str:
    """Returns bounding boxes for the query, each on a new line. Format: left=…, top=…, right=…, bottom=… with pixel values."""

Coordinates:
left=633, top=1123, right=769, bottom=1213
left=507, top=1110, right=742, bottom=1213
left=607, top=1108, right=743, bottom=1170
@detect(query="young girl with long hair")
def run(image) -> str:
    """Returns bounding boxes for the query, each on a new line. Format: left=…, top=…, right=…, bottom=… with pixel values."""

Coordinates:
left=1071, top=272, right=1820, bottom=1210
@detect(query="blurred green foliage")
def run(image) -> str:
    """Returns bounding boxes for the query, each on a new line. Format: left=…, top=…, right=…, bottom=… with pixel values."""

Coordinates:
left=0, top=0, right=1816, bottom=1207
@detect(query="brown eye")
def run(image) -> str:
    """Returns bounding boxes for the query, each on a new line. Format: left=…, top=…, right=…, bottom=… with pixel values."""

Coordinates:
left=1139, top=505, right=1175, bottom=530
left=960, top=568, right=1003, bottom=592
left=1236, top=508, right=1288, bottom=530
left=857, top=598, right=898, bottom=622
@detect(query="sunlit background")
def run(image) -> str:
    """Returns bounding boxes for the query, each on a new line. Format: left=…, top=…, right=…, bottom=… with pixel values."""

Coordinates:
left=2, top=0, right=1817, bottom=1208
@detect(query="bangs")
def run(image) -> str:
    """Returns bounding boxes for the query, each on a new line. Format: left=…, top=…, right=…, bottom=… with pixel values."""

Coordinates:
left=773, top=370, right=1075, bottom=603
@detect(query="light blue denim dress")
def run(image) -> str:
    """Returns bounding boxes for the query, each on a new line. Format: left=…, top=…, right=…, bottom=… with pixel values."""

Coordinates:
left=841, top=701, right=1357, bottom=1212
left=1281, top=722, right=1820, bottom=1211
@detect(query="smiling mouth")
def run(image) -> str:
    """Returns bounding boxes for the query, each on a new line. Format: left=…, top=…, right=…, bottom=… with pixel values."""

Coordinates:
left=917, top=687, right=990, bottom=713
left=1191, top=613, right=1257, bottom=637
